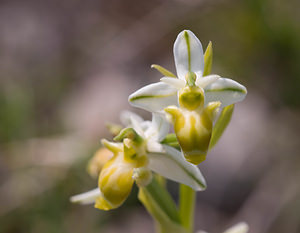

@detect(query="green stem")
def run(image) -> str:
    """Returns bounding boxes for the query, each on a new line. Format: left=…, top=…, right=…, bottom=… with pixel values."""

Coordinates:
left=139, top=179, right=187, bottom=233
left=179, top=184, right=196, bottom=233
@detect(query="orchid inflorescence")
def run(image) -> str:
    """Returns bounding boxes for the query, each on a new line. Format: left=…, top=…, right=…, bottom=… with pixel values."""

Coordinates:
left=71, top=30, right=248, bottom=233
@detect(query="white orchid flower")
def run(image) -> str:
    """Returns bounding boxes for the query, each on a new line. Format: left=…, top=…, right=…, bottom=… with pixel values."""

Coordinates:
left=128, top=30, right=247, bottom=113
left=129, top=30, right=247, bottom=165
left=197, top=222, right=249, bottom=233
left=71, top=111, right=206, bottom=210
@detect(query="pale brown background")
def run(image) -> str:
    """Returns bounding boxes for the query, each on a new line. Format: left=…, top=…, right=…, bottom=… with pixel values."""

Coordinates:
left=0, top=0, right=299, bottom=232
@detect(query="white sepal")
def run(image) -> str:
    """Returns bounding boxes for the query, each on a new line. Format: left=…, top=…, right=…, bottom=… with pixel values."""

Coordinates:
left=174, top=30, right=204, bottom=79
left=70, top=188, right=100, bottom=205
left=223, top=222, right=249, bottom=233
left=140, top=121, right=152, bottom=131
left=128, top=82, right=178, bottom=112
left=145, top=113, right=169, bottom=142
left=129, top=115, right=145, bottom=138
left=204, top=77, right=247, bottom=107
left=120, top=110, right=144, bottom=127
left=148, top=145, right=206, bottom=191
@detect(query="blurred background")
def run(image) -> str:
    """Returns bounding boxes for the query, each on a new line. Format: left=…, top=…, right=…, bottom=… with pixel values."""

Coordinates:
left=0, top=0, right=299, bottom=232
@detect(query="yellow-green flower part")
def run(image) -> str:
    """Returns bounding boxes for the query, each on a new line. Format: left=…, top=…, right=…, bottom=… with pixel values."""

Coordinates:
left=178, top=85, right=204, bottom=111
left=95, top=139, right=149, bottom=210
left=95, top=151, right=135, bottom=210
left=87, top=147, right=113, bottom=179
left=165, top=101, right=220, bottom=165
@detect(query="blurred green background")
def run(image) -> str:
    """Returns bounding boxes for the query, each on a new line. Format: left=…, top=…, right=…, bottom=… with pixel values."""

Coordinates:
left=0, top=0, right=299, bottom=232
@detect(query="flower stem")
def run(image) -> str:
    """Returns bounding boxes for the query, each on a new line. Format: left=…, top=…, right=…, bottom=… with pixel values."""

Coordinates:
left=179, top=184, right=196, bottom=233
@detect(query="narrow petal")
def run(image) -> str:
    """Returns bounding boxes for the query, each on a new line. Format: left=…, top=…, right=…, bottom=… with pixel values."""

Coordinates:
left=202, top=41, right=213, bottom=77
left=120, top=110, right=144, bottom=126
left=174, top=30, right=204, bottom=79
left=148, top=145, right=206, bottom=191
left=145, top=113, right=170, bottom=142
left=151, top=64, right=176, bottom=78
left=101, top=139, right=123, bottom=153
left=223, top=222, right=249, bottom=233
left=196, top=74, right=220, bottom=88
left=129, top=82, right=178, bottom=113
left=204, top=77, right=247, bottom=107
left=161, top=77, right=186, bottom=89
left=70, top=188, right=100, bottom=205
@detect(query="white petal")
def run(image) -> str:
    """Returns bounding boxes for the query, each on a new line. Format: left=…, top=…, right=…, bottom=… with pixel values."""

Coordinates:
left=120, top=110, right=144, bottom=126
left=204, top=77, right=247, bottom=107
left=196, top=74, right=220, bottom=88
left=145, top=113, right=170, bottom=142
left=223, top=222, right=249, bottom=233
left=148, top=145, right=206, bottom=191
left=174, top=30, right=204, bottom=80
left=140, top=121, right=152, bottom=131
left=70, top=188, right=100, bottom=205
left=160, top=77, right=186, bottom=89
left=128, top=82, right=178, bottom=113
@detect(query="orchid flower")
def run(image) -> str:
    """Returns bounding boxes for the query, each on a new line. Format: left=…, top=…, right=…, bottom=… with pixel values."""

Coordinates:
left=128, top=30, right=247, bottom=164
left=71, top=111, right=206, bottom=210
left=128, top=30, right=247, bottom=112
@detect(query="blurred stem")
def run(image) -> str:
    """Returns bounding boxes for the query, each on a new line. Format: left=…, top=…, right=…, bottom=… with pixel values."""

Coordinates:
left=139, top=179, right=186, bottom=233
left=179, top=184, right=195, bottom=233
left=143, top=178, right=181, bottom=224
